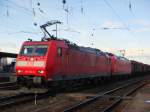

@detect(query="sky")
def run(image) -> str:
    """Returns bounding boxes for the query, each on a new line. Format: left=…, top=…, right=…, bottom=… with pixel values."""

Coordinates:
left=0, top=0, right=150, bottom=64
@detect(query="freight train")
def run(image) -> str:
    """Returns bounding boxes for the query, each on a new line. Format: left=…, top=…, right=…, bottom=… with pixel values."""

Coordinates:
left=14, top=38, right=150, bottom=87
left=12, top=21, right=150, bottom=88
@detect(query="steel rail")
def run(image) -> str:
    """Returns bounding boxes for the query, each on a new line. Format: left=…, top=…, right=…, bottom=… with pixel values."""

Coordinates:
left=63, top=79, right=143, bottom=112
left=0, top=82, right=18, bottom=90
left=102, top=82, right=146, bottom=112
left=0, top=91, right=51, bottom=109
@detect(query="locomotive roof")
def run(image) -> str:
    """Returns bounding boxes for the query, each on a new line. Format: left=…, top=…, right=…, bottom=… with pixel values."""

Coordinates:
left=105, top=52, right=130, bottom=61
left=24, top=38, right=108, bottom=56
left=23, top=41, right=50, bottom=44
left=79, top=47, right=105, bottom=55
left=118, top=56, right=130, bottom=61
left=25, top=38, right=106, bottom=56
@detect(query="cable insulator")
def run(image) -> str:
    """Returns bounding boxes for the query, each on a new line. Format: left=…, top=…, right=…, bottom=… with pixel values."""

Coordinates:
left=37, top=2, right=40, bottom=6
left=62, top=0, right=66, bottom=4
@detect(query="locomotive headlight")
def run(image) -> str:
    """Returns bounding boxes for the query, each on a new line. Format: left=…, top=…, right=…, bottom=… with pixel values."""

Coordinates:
left=17, top=70, right=23, bottom=73
left=38, top=70, right=44, bottom=74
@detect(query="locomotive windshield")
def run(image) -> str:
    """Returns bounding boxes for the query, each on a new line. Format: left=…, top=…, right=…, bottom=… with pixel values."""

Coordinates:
left=20, top=45, right=48, bottom=56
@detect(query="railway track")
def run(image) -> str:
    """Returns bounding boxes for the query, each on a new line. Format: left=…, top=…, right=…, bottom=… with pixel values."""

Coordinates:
left=0, top=76, right=148, bottom=112
left=0, top=82, right=18, bottom=90
left=0, top=73, right=15, bottom=82
left=27, top=76, right=148, bottom=112
left=0, top=91, right=52, bottom=109
left=63, top=79, right=147, bottom=112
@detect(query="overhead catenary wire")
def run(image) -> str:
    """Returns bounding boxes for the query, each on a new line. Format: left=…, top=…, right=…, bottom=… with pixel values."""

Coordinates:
left=5, top=0, right=32, bottom=15
left=103, top=0, right=135, bottom=37
left=62, top=0, right=66, bottom=9
left=103, top=0, right=130, bottom=31
left=62, top=0, right=70, bottom=26
left=6, top=5, right=9, bottom=17
left=0, top=1, right=72, bottom=36
left=2, top=1, right=137, bottom=39
left=6, top=31, right=42, bottom=35
left=0, top=0, right=47, bottom=32
left=1, top=0, right=33, bottom=29
left=102, top=0, right=143, bottom=59
left=129, top=0, right=132, bottom=12
left=4, top=0, right=49, bottom=20
left=81, top=0, right=84, bottom=15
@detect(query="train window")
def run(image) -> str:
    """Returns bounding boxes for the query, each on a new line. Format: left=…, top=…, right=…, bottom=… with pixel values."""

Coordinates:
left=57, top=47, right=62, bottom=57
left=35, top=45, right=48, bottom=56
left=20, top=45, right=48, bottom=56
left=20, top=45, right=34, bottom=55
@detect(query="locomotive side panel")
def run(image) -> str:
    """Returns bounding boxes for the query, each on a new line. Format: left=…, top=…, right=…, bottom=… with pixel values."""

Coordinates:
left=111, top=56, right=131, bottom=75
left=51, top=44, right=111, bottom=80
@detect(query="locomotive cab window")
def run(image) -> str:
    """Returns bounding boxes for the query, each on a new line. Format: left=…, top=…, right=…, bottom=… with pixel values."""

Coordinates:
left=35, top=45, right=48, bottom=56
left=20, top=45, right=34, bottom=55
left=57, top=47, right=62, bottom=57
left=20, top=45, right=48, bottom=56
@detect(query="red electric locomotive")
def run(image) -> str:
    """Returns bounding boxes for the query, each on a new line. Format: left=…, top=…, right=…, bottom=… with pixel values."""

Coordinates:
left=14, top=21, right=112, bottom=87
left=13, top=21, right=137, bottom=89
left=15, top=39, right=112, bottom=86
left=109, top=53, right=131, bottom=75
left=105, top=53, right=131, bottom=78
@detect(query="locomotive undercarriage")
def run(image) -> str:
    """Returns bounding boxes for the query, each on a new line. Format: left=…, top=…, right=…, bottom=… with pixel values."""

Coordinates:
left=16, top=76, right=46, bottom=88
left=10, top=72, right=148, bottom=93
